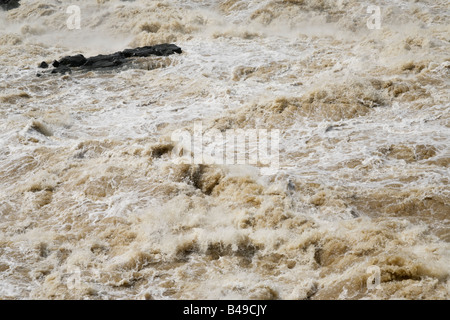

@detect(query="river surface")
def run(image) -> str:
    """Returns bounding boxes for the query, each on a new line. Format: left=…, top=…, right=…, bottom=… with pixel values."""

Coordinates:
left=0, top=0, right=449, bottom=299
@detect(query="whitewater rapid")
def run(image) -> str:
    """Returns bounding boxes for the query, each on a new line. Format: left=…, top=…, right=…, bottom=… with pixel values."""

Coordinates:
left=0, top=0, right=449, bottom=299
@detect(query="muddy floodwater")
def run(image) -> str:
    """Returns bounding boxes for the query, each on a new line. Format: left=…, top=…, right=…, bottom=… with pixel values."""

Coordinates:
left=0, top=0, right=449, bottom=299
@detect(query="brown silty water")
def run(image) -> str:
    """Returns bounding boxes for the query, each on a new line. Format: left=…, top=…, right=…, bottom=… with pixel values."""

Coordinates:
left=0, top=0, right=448, bottom=299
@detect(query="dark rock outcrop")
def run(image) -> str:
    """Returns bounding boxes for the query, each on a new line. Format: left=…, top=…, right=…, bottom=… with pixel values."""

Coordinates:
left=51, top=65, right=72, bottom=75
left=123, top=44, right=183, bottom=57
left=38, top=43, right=182, bottom=76
left=0, top=0, right=20, bottom=11
left=83, top=52, right=125, bottom=69
left=59, top=54, right=87, bottom=68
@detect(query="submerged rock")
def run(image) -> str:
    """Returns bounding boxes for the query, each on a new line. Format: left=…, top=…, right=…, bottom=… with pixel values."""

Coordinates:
left=0, top=0, right=20, bottom=11
left=38, top=43, right=182, bottom=76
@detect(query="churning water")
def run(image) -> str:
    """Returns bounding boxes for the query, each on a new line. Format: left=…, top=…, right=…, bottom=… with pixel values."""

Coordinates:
left=0, top=0, right=449, bottom=299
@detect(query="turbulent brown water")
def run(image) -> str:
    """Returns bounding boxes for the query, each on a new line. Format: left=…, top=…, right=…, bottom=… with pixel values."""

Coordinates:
left=0, top=0, right=449, bottom=300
